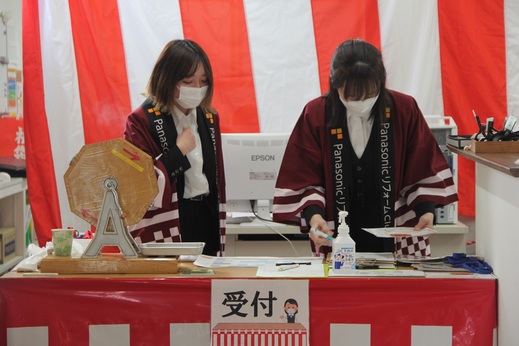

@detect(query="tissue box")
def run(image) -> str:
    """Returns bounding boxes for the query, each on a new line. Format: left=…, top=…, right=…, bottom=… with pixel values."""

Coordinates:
left=0, top=227, right=16, bottom=263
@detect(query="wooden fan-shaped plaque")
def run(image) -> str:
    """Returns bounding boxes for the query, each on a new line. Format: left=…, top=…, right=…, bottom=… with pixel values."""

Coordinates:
left=64, top=138, right=158, bottom=226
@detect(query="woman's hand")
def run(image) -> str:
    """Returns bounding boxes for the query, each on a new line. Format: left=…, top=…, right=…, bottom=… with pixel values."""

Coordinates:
left=177, top=127, right=196, bottom=155
left=308, top=214, right=333, bottom=248
left=414, top=212, right=434, bottom=230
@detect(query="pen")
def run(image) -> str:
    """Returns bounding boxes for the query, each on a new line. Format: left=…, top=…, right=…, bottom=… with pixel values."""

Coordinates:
left=311, top=228, right=334, bottom=241
left=472, top=109, right=485, bottom=134
left=486, top=117, right=494, bottom=137
left=278, top=264, right=299, bottom=271
left=275, top=262, right=311, bottom=266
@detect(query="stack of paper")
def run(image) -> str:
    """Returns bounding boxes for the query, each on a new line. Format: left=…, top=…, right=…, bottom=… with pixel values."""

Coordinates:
left=356, top=252, right=396, bottom=269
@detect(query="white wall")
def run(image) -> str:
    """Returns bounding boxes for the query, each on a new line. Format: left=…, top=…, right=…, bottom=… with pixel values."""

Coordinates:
left=0, top=0, right=22, bottom=115
left=0, top=0, right=21, bottom=67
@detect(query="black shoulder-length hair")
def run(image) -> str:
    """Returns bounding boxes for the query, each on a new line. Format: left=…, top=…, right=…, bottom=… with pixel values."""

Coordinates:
left=145, top=39, right=214, bottom=113
left=326, top=39, right=392, bottom=128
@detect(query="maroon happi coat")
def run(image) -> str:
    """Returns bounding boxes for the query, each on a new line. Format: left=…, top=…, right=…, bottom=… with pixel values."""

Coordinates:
left=273, top=91, right=458, bottom=256
left=124, top=103, right=227, bottom=255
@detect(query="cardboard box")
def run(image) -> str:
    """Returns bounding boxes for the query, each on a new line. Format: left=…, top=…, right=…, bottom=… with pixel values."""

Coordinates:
left=0, top=227, right=16, bottom=264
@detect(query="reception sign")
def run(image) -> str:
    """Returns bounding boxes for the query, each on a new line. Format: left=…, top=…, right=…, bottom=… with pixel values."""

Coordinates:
left=211, top=279, right=309, bottom=345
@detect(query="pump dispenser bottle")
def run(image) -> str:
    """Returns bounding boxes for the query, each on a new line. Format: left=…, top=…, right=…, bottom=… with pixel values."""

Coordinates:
left=332, top=210, right=356, bottom=272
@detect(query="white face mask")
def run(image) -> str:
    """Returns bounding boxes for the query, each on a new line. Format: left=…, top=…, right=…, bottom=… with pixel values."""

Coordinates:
left=287, top=308, right=296, bottom=315
left=176, top=85, right=208, bottom=109
left=340, top=94, right=379, bottom=117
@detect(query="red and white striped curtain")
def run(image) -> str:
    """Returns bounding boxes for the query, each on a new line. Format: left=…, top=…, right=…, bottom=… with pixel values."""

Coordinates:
left=23, top=0, right=517, bottom=245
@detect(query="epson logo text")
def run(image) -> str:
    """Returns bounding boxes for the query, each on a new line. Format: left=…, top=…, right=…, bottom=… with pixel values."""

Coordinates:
left=251, top=155, right=275, bottom=161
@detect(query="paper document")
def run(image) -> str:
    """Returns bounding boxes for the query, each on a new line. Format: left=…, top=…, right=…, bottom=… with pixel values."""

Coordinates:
left=362, top=227, right=437, bottom=238
left=328, top=269, right=425, bottom=277
left=194, top=255, right=323, bottom=268
left=256, top=263, right=325, bottom=278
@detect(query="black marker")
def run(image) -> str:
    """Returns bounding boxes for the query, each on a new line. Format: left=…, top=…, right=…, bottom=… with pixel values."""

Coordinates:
left=275, top=262, right=311, bottom=266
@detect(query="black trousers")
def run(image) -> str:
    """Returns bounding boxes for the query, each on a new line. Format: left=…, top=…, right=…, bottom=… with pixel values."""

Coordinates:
left=178, top=197, right=220, bottom=256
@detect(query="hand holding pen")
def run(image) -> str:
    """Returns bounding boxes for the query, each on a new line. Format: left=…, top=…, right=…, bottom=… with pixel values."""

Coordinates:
left=308, top=214, right=334, bottom=248
left=311, top=228, right=334, bottom=241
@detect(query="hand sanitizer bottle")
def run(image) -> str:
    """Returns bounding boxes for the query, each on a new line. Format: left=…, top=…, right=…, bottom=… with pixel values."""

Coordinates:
left=332, top=210, right=355, bottom=272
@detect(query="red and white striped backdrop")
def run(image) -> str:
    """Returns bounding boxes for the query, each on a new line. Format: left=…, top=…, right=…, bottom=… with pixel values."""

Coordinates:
left=23, top=0, right=517, bottom=245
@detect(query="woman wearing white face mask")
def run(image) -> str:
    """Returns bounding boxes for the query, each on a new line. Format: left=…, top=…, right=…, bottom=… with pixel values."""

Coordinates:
left=273, top=39, right=458, bottom=256
left=124, top=39, right=226, bottom=256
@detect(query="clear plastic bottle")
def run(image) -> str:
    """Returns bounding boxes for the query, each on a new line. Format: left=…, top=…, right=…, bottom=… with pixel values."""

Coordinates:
left=332, top=210, right=356, bottom=272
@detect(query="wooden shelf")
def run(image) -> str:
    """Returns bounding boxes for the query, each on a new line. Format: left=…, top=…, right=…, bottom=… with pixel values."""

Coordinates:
left=447, top=144, right=519, bottom=177
left=0, top=178, right=27, bottom=275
